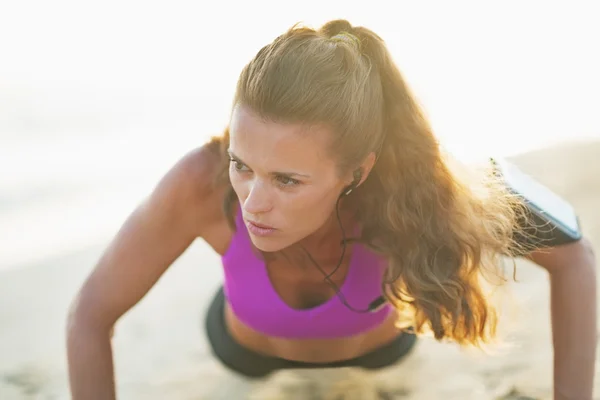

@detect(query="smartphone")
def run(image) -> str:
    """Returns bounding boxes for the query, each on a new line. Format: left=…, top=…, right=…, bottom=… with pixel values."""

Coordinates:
left=490, top=157, right=582, bottom=249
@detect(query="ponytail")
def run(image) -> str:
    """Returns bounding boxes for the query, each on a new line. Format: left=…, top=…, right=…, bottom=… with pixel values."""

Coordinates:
left=331, top=21, right=519, bottom=345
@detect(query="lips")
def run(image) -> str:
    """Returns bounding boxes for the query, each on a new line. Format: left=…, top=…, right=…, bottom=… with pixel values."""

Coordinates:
left=247, top=220, right=275, bottom=230
left=245, top=219, right=277, bottom=237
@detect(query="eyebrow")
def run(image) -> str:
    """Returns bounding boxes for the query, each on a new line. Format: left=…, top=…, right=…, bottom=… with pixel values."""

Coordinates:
left=227, top=150, right=311, bottom=178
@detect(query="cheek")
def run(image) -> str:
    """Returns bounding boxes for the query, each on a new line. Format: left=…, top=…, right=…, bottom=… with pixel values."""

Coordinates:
left=283, top=187, right=339, bottom=229
left=229, top=169, right=247, bottom=198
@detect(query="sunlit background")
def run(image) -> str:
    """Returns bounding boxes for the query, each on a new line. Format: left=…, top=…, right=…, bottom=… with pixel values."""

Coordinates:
left=1, top=1, right=598, bottom=270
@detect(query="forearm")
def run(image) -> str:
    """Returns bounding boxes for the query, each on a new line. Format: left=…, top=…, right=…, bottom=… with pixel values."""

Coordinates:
left=67, top=321, right=116, bottom=400
left=549, top=259, right=597, bottom=399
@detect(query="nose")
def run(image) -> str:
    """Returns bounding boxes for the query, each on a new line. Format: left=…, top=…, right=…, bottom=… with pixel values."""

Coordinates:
left=243, top=179, right=273, bottom=215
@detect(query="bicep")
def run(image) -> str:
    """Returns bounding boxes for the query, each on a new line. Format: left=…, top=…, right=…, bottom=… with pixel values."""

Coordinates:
left=526, top=236, right=595, bottom=273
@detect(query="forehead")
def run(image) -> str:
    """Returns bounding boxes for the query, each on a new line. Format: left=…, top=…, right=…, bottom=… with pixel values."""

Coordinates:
left=229, top=105, right=335, bottom=171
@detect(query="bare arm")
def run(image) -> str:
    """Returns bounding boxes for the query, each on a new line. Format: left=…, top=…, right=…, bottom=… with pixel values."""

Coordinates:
left=66, top=146, right=223, bottom=400
left=528, top=238, right=597, bottom=400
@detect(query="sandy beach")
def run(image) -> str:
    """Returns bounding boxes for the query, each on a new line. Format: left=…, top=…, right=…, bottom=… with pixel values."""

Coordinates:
left=0, top=139, right=598, bottom=400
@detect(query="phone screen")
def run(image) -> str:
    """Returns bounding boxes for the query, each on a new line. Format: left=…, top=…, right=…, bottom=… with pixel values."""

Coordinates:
left=495, top=159, right=580, bottom=235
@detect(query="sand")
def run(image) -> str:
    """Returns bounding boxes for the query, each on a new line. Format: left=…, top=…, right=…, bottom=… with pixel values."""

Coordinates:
left=1, top=140, right=598, bottom=400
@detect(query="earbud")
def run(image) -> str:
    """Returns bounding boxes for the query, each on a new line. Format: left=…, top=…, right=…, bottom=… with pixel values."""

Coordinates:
left=343, top=169, right=363, bottom=196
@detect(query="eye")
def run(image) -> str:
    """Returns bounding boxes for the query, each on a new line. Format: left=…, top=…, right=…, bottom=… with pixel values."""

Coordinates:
left=229, top=158, right=249, bottom=172
left=275, top=175, right=300, bottom=187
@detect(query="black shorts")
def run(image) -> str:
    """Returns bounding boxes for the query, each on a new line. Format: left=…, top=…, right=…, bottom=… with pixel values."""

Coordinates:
left=204, top=286, right=417, bottom=379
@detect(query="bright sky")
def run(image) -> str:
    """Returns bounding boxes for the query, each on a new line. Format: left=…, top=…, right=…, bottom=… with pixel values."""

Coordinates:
left=1, top=1, right=599, bottom=269
left=1, top=0, right=598, bottom=158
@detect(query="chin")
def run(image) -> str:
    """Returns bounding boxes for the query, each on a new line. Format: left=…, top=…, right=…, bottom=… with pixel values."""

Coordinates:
left=247, top=235, right=289, bottom=253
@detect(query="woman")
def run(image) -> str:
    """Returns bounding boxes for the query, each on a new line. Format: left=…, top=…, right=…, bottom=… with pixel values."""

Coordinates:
left=66, top=20, right=597, bottom=399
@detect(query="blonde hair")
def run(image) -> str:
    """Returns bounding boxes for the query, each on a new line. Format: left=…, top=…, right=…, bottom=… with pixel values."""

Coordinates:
left=211, top=20, right=528, bottom=346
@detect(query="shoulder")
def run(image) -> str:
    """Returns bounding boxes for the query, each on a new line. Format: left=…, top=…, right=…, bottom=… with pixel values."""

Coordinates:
left=149, top=139, right=230, bottom=236
left=167, top=136, right=228, bottom=193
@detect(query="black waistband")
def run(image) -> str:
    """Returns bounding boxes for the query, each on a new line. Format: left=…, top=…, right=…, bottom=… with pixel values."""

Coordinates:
left=204, top=286, right=417, bottom=378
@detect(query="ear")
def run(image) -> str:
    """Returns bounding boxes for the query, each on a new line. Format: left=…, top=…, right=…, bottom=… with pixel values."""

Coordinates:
left=341, top=152, right=377, bottom=195
left=356, top=152, right=376, bottom=187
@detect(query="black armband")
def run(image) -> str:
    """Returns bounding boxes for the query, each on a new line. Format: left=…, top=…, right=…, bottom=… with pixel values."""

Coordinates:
left=490, top=158, right=583, bottom=256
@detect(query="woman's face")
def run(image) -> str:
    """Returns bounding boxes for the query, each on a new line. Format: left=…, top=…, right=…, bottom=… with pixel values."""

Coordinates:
left=228, top=105, right=350, bottom=252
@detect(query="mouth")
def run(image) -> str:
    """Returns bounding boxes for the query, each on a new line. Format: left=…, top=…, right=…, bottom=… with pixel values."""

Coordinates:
left=247, top=220, right=276, bottom=230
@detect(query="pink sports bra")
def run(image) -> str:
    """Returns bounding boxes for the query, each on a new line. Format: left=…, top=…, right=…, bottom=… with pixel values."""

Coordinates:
left=221, top=205, right=393, bottom=339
